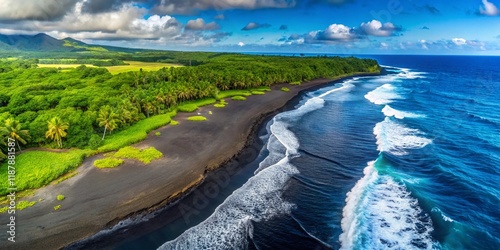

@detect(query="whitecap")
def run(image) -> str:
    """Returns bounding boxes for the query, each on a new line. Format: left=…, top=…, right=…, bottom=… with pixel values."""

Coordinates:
left=364, top=84, right=403, bottom=105
left=431, top=207, right=455, bottom=223
left=340, top=162, right=439, bottom=250
left=382, top=105, right=424, bottom=119
left=374, top=117, right=432, bottom=156
left=397, top=68, right=427, bottom=79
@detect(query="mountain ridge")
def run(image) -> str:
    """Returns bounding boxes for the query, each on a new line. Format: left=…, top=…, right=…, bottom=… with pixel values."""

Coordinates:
left=0, top=33, right=144, bottom=53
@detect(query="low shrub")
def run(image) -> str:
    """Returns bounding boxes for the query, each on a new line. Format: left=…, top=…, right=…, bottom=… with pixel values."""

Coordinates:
left=170, top=120, right=179, bottom=126
left=177, top=98, right=217, bottom=112
left=155, top=132, right=161, bottom=136
left=217, top=90, right=252, bottom=99
left=98, top=114, right=171, bottom=152
left=54, top=205, right=61, bottom=211
left=281, top=87, right=290, bottom=92
left=187, top=115, right=207, bottom=121
left=113, top=146, right=163, bottom=164
left=94, top=157, right=124, bottom=168
left=177, top=104, right=198, bottom=113
left=0, top=150, right=87, bottom=196
left=0, top=201, right=36, bottom=214
left=57, top=195, right=65, bottom=201
left=139, top=147, right=164, bottom=164
left=231, top=96, right=247, bottom=101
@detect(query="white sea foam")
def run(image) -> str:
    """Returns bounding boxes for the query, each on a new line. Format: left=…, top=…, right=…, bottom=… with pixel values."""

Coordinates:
left=374, top=117, right=432, bottom=156
left=159, top=80, right=359, bottom=249
left=340, top=162, right=438, bottom=250
left=382, top=105, right=424, bottom=119
left=159, top=143, right=299, bottom=249
left=431, top=207, right=455, bottom=223
left=364, top=84, right=403, bottom=105
left=397, top=68, right=426, bottom=79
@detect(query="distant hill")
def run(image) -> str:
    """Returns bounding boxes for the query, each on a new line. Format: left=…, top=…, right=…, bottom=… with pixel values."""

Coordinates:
left=0, top=33, right=143, bottom=53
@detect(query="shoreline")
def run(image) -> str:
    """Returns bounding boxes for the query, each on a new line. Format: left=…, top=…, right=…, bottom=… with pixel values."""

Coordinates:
left=0, top=72, right=378, bottom=250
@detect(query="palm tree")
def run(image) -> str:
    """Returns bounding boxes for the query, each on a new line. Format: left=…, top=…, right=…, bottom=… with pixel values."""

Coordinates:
left=0, top=118, right=30, bottom=152
left=0, top=134, right=6, bottom=160
left=97, top=106, right=119, bottom=140
left=45, top=117, right=69, bottom=148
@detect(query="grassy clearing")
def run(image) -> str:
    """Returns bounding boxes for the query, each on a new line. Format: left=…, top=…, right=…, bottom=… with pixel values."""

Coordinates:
left=105, top=61, right=183, bottom=74
left=217, top=90, right=252, bottom=99
left=251, top=86, right=271, bottom=92
left=38, top=64, right=96, bottom=69
left=0, top=111, right=174, bottom=193
left=0, top=201, right=37, bottom=214
left=281, top=87, right=290, bottom=92
left=57, top=195, right=65, bottom=201
left=98, top=113, right=173, bottom=152
left=0, top=190, right=34, bottom=205
left=187, top=116, right=207, bottom=121
left=214, top=100, right=227, bottom=108
left=0, top=150, right=88, bottom=196
left=94, top=157, right=124, bottom=168
left=177, top=98, right=217, bottom=112
left=113, top=146, right=163, bottom=164
left=231, top=96, right=247, bottom=101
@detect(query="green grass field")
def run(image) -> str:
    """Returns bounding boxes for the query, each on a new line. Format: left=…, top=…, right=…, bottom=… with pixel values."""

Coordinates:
left=0, top=150, right=89, bottom=196
left=216, top=90, right=253, bottom=99
left=98, top=112, right=174, bottom=152
left=231, top=96, right=247, bottom=101
left=105, top=61, right=182, bottom=74
left=38, top=61, right=182, bottom=74
left=0, top=201, right=37, bottom=214
left=187, top=116, right=207, bottom=121
left=0, top=85, right=274, bottom=196
left=177, top=98, right=217, bottom=112
left=94, top=157, right=124, bottom=168
left=38, top=64, right=96, bottom=69
left=113, top=146, right=163, bottom=164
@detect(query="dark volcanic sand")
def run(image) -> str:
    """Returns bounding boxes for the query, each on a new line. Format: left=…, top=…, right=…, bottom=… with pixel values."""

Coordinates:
left=0, top=76, right=372, bottom=250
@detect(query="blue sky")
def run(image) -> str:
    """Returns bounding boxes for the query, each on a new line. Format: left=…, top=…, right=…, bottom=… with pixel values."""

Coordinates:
left=0, top=0, right=499, bottom=54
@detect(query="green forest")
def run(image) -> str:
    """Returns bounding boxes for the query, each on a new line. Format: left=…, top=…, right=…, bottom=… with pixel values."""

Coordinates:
left=0, top=54, right=379, bottom=161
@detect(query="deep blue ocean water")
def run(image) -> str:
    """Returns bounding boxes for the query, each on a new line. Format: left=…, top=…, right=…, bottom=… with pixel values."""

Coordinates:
left=79, top=55, right=499, bottom=250
left=157, top=56, right=499, bottom=250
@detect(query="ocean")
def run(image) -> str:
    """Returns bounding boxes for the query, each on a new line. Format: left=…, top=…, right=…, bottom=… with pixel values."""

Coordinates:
left=79, top=55, right=500, bottom=250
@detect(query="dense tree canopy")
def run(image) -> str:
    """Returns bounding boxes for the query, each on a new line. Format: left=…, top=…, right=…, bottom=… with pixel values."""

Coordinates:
left=0, top=54, right=379, bottom=159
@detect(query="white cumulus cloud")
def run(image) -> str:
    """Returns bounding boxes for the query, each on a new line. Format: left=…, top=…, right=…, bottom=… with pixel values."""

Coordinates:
left=0, top=0, right=79, bottom=21
left=479, top=0, right=500, bottom=16
left=185, top=18, right=220, bottom=30
left=320, top=24, right=354, bottom=40
left=360, top=20, right=399, bottom=37
left=452, top=38, right=467, bottom=46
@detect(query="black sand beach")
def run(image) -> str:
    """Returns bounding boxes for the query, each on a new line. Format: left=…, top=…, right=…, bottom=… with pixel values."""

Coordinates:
left=0, top=75, right=373, bottom=250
